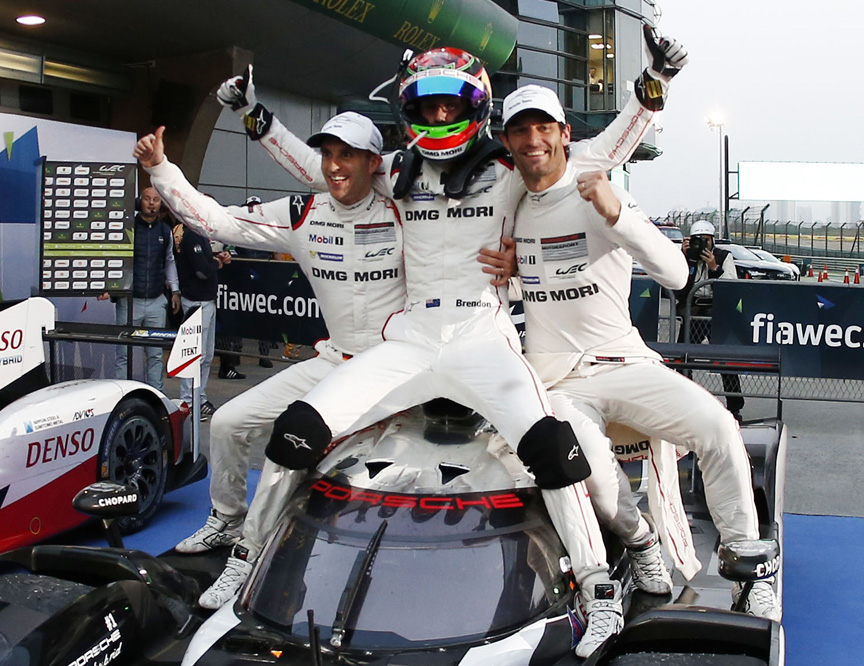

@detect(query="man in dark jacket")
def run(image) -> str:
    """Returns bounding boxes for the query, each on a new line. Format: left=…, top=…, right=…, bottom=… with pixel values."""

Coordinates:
left=172, top=220, right=231, bottom=419
left=100, top=187, right=180, bottom=390
left=675, top=220, right=744, bottom=420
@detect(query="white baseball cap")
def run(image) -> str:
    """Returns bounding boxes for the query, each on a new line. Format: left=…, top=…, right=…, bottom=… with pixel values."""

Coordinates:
left=502, top=85, right=567, bottom=126
left=690, top=220, right=716, bottom=236
left=307, top=112, right=383, bottom=155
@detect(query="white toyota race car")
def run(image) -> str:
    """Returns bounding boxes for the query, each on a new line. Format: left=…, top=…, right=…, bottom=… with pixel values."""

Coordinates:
left=0, top=297, right=205, bottom=552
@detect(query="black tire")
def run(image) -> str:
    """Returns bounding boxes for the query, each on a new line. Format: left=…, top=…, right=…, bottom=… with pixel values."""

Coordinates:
left=99, top=397, right=169, bottom=533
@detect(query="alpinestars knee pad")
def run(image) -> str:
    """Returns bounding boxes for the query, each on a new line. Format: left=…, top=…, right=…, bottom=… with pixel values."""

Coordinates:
left=265, top=401, right=331, bottom=470
left=517, top=417, right=592, bottom=489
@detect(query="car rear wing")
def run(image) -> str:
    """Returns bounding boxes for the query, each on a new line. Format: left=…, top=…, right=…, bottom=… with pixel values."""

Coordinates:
left=42, top=321, right=178, bottom=383
left=647, top=342, right=782, bottom=417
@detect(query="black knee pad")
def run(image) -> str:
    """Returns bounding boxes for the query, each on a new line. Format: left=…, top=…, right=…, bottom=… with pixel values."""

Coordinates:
left=265, top=401, right=331, bottom=470
left=516, top=417, right=592, bottom=489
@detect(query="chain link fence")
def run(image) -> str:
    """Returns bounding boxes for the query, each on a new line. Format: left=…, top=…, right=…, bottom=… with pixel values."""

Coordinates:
left=654, top=211, right=864, bottom=272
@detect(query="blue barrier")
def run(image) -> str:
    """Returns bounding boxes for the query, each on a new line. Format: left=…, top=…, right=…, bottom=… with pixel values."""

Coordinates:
left=713, top=281, right=864, bottom=380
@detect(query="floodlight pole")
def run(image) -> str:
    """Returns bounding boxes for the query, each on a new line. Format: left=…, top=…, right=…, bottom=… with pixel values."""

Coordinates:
left=724, top=134, right=731, bottom=239
left=707, top=117, right=725, bottom=237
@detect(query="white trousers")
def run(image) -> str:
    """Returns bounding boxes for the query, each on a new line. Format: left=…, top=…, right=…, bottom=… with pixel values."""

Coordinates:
left=298, top=313, right=609, bottom=580
left=550, top=360, right=759, bottom=560
left=303, top=311, right=553, bottom=446
left=208, top=343, right=400, bottom=557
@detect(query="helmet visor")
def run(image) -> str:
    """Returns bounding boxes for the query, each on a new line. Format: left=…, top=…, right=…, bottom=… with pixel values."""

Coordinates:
left=404, top=76, right=483, bottom=104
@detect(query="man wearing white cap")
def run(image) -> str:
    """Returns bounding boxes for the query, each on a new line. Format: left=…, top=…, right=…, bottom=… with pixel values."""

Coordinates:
left=498, top=84, right=781, bottom=655
left=134, top=113, right=412, bottom=609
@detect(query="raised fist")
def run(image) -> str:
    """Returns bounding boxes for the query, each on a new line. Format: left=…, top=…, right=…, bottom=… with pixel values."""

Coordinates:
left=216, top=64, right=258, bottom=116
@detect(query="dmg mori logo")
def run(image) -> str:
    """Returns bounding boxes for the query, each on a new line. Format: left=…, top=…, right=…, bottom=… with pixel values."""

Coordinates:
left=428, top=0, right=444, bottom=22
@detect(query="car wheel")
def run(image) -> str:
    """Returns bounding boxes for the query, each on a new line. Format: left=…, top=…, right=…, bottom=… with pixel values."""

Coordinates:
left=99, top=398, right=168, bottom=533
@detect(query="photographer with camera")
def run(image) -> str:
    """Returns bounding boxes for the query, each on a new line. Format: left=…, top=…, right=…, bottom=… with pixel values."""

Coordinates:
left=675, top=220, right=744, bottom=421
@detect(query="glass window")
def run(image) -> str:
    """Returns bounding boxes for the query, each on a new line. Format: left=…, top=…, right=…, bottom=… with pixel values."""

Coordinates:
left=559, top=8, right=588, bottom=112
left=246, top=482, right=569, bottom=650
left=517, top=0, right=559, bottom=21
left=517, top=48, right=557, bottom=82
left=615, top=13, right=644, bottom=108
left=586, top=9, right=614, bottom=111
left=724, top=245, right=763, bottom=261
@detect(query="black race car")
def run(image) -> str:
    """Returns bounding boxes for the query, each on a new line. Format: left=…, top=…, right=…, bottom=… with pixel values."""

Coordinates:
left=0, top=364, right=785, bottom=666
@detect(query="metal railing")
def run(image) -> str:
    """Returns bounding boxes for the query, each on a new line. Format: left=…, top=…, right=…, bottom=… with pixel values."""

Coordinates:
left=653, top=213, right=864, bottom=263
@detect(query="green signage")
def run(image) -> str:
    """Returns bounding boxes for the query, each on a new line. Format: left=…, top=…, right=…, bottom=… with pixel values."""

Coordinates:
left=292, top=0, right=517, bottom=72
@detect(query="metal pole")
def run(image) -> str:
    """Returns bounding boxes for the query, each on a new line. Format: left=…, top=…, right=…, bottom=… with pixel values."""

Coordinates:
left=718, top=127, right=724, bottom=237
left=724, top=134, right=730, bottom=238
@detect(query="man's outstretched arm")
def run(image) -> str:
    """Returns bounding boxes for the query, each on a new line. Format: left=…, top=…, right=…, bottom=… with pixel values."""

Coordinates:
left=216, top=65, right=328, bottom=192
left=135, top=126, right=297, bottom=255
left=568, top=26, right=689, bottom=170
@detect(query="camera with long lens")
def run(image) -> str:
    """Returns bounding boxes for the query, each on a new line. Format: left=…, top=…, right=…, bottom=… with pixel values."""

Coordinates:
left=686, top=234, right=710, bottom=262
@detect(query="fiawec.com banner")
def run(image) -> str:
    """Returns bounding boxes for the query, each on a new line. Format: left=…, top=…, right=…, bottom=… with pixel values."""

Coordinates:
left=215, top=260, right=328, bottom=345
left=712, top=281, right=864, bottom=380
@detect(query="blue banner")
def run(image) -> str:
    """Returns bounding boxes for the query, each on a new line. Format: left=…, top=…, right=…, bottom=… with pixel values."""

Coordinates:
left=215, top=260, right=328, bottom=345
left=712, top=281, right=864, bottom=379
left=630, top=278, right=661, bottom=343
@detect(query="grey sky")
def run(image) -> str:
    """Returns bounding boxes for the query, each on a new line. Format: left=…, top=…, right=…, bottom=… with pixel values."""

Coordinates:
left=629, top=0, right=864, bottom=217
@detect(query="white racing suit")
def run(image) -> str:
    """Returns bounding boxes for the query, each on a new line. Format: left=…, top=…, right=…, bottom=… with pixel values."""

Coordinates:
left=514, top=165, right=760, bottom=580
left=147, top=158, right=405, bottom=556
left=255, top=94, right=658, bottom=580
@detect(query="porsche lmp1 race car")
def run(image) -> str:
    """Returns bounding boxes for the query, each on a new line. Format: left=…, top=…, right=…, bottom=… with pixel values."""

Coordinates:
left=0, top=364, right=786, bottom=666
left=0, top=297, right=205, bottom=552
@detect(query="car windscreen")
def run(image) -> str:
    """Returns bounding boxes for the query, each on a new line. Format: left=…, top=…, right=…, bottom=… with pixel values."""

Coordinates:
left=751, top=249, right=781, bottom=264
left=659, top=227, right=684, bottom=242
left=245, top=479, right=569, bottom=650
left=724, top=245, right=762, bottom=261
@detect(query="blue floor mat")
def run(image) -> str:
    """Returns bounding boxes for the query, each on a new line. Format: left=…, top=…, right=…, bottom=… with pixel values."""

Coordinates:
left=783, top=513, right=864, bottom=665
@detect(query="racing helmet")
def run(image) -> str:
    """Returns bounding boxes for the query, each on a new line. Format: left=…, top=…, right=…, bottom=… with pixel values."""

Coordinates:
left=399, top=47, right=492, bottom=161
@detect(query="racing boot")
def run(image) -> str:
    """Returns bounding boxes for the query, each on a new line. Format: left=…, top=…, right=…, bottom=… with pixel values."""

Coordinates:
left=732, top=579, right=781, bottom=622
left=575, top=578, right=624, bottom=658
left=626, top=516, right=673, bottom=595
left=198, top=543, right=254, bottom=610
left=175, top=509, right=243, bottom=553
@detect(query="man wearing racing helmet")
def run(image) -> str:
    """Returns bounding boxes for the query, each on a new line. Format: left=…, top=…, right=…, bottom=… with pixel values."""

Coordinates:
left=215, top=28, right=687, bottom=655
left=397, top=46, right=494, bottom=161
